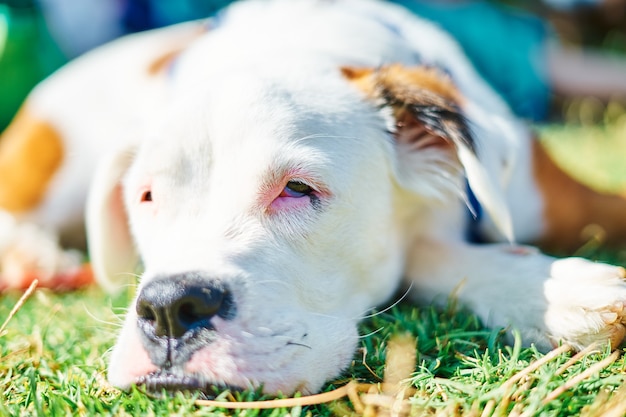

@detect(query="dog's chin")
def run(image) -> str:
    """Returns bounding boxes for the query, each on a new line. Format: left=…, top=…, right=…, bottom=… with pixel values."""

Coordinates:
left=135, top=371, right=237, bottom=399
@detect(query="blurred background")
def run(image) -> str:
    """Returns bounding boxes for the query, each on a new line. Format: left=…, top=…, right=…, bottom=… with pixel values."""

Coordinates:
left=2, top=0, right=625, bottom=203
left=0, top=0, right=624, bottom=131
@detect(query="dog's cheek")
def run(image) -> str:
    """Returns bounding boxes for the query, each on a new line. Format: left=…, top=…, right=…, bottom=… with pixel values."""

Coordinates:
left=281, top=319, right=361, bottom=395
left=183, top=339, right=249, bottom=388
left=294, top=322, right=360, bottom=395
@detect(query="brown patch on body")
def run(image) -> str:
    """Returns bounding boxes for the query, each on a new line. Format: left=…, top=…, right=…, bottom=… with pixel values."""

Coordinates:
left=533, top=138, right=626, bottom=253
left=0, top=106, right=64, bottom=212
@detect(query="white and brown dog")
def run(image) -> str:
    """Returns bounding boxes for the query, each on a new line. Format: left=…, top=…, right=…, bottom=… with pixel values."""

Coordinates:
left=2, top=0, right=626, bottom=396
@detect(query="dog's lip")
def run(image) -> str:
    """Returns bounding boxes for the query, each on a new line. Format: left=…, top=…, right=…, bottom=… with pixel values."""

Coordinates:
left=136, top=371, right=203, bottom=393
left=135, top=371, right=236, bottom=399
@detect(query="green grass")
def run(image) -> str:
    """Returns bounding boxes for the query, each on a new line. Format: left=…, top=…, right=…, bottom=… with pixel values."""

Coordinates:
left=1, top=282, right=626, bottom=416
left=2, top=113, right=626, bottom=416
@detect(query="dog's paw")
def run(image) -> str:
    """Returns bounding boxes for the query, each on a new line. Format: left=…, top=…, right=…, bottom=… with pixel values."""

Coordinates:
left=544, top=257, right=626, bottom=350
left=0, top=211, right=93, bottom=291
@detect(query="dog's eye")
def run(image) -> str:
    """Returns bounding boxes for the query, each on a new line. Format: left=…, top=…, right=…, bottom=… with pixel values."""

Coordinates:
left=280, top=181, right=313, bottom=198
left=140, top=190, right=153, bottom=203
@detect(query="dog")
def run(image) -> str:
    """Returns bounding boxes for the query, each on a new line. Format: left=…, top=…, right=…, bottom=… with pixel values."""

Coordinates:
left=2, top=0, right=626, bottom=396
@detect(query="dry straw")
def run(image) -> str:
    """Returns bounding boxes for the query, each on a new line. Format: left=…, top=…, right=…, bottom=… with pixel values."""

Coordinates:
left=195, top=335, right=625, bottom=417
left=0, top=279, right=39, bottom=337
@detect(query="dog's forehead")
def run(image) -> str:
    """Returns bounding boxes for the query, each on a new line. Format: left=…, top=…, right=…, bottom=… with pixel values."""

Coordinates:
left=137, top=69, right=384, bottom=180
left=200, top=67, right=372, bottom=132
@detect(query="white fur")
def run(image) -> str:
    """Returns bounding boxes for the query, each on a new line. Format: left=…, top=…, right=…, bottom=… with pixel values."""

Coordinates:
left=6, top=0, right=626, bottom=396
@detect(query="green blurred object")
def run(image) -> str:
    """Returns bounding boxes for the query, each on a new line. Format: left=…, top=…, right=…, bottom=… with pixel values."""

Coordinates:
left=0, top=2, right=66, bottom=130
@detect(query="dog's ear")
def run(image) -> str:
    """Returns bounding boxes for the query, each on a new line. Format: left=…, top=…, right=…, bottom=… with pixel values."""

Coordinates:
left=342, top=65, right=513, bottom=241
left=86, top=145, right=138, bottom=293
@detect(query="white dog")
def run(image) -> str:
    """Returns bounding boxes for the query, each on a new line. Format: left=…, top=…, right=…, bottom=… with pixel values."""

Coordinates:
left=2, top=0, right=626, bottom=396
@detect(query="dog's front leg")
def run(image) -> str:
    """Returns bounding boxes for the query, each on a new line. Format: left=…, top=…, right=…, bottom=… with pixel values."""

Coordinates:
left=0, top=210, right=92, bottom=291
left=406, top=239, right=626, bottom=350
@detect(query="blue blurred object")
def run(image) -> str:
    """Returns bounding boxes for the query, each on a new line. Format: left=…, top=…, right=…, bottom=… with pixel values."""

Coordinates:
left=392, top=0, right=552, bottom=121
left=122, top=0, right=234, bottom=32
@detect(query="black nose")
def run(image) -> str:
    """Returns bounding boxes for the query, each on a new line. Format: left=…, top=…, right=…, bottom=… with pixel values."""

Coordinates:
left=136, top=273, right=235, bottom=339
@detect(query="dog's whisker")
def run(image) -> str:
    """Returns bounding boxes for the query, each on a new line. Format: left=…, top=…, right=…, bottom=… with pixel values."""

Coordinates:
left=84, top=327, right=123, bottom=338
left=112, top=272, right=142, bottom=286
left=286, top=341, right=313, bottom=349
left=83, top=315, right=124, bottom=328
left=108, top=307, right=131, bottom=323
left=101, top=346, right=116, bottom=361
left=292, top=133, right=358, bottom=144
left=359, top=326, right=385, bottom=339
left=309, top=311, right=346, bottom=321
left=249, top=279, right=290, bottom=288
left=82, top=303, right=125, bottom=327
left=110, top=306, right=130, bottom=315
left=357, top=282, right=414, bottom=321
left=293, top=133, right=330, bottom=143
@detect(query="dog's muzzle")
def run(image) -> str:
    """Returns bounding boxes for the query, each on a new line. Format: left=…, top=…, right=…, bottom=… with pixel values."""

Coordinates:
left=134, top=272, right=236, bottom=391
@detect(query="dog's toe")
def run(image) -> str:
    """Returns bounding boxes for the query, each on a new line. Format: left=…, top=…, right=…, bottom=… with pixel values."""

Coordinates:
left=0, top=214, right=92, bottom=291
left=543, top=258, right=626, bottom=350
left=603, top=301, right=626, bottom=348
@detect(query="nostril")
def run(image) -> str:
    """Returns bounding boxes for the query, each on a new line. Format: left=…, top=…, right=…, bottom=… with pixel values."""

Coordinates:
left=174, top=291, right=222, bottom=330
left=178, top=298, right=216, bottom=327
left=137, top=300, right=157, bottom=322
left=179, top=302, right=201, bottom=326
left=135, top=274, right=235, bottom=339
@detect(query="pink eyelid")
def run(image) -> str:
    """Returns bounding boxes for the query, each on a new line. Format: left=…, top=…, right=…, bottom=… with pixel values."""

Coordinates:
left=262, top=172, right=329, bottom=212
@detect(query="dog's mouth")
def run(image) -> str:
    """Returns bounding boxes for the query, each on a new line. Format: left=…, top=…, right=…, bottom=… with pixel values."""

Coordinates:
left=135, top=371, right=232, bottom=399
left=136, top=371, right=202, bottom=391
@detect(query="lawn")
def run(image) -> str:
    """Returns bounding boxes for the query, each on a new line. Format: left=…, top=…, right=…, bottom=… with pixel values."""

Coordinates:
left=2, top=108, right=626, bottom=416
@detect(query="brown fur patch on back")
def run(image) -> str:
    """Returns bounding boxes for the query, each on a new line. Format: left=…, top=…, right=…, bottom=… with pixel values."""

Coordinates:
left=0, top=106, right=64, bottom=212
left=533, top=138, right=626, bottom=253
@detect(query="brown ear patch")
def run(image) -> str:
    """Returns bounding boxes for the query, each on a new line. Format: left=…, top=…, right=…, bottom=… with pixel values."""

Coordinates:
left=341, top=64, right=473, bottom=152
left=341, top=64, right=462, bottom=106
left=0, top=106, right=64, bottom=212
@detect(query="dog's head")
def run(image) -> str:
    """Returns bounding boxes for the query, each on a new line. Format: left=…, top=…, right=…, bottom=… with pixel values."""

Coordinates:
left=86, top=62, right=509, bottom=395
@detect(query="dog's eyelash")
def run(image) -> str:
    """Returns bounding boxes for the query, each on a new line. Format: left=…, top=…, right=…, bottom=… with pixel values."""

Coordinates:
left=285, top=181, right=314, bottom=196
